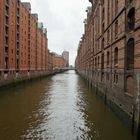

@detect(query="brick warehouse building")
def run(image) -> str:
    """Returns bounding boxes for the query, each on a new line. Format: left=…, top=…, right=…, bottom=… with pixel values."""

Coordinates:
left=0, top=0, right=20, bottom=80
left=0, top=0, right=66, bottom=85
left=0, top=0, right=49, bottom=81
left=52, top=53, right=66, bottom=70
left=47, top=51, right=67, bottom=73
left=75, top=0, right=140, bottom=138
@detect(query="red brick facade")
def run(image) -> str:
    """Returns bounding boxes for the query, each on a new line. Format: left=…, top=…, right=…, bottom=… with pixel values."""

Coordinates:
left=0, top=0, right=7, bottom=77
left=37, top=24, right=43, bottom=71
left=53, top=55, right=66, bottom=70
left=75, top=0, right=140, bottom=137
left=8, top=0, right=17, bottom=79
left=19, top=3, right=30, bottom=77
left=0, top=0, right=66, bottom=83
left=48, top=51, right=53, bottom=72
left=42, top=28, right=47, bottom=71
left=30, top=14, right=38, bottom=73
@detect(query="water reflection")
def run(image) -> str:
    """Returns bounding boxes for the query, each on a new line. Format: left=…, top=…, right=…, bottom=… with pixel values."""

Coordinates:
left=0, top=70, right=135, bottom=140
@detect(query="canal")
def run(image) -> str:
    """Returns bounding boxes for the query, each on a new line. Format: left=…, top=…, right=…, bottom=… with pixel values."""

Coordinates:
left=0, top=70, right=135, bottom=140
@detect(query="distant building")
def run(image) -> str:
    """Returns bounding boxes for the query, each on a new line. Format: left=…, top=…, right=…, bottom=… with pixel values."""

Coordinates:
left=48, top=52, right=66, bottom=70
left=62, top=51, right=69, bottom=67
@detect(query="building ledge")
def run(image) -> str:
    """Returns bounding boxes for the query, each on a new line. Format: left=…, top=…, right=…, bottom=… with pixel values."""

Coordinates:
left=124, top=92, right=134, bottom=98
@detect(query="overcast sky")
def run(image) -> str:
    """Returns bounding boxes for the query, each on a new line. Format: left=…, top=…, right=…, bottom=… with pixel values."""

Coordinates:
left=21, top=0, right=91, bottom=66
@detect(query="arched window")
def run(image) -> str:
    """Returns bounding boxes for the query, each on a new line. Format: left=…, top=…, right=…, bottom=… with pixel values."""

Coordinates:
left=107, top=51, right=110, bottom=66
left=114, top=47, right=118, bottom=67
left=127, top=8, right=135, bottom=31
left=127, top=38, right=134, bottom=70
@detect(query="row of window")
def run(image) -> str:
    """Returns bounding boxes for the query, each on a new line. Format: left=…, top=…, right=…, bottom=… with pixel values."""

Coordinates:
left=90, top=71, right=119, bottom=84
left=94, top=6, right=135, bottom=56
left=93, top=38, right=134, bottom=70
left=91, top=70, right=134, bottom=95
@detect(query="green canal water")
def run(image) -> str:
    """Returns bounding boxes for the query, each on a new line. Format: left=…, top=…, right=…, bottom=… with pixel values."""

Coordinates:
left=0, top=70, right=135, bottom=140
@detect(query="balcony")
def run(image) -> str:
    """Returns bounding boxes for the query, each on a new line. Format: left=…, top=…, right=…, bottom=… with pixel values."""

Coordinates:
left=6, top=0, right=9, bottom=7
left=5, top=44, right=8, bottom=48
left=17, top=34, right=20, bottom=41
left=5, top=27, right=9, bottom=35
left=5, top=52, right=8, bottom=58
left=17, top=55, right=19, bottom=59
left=17, top=49, right=19, bottom=54
left=17, top=8, right=20, bottom=17
left=17, top=0, right=20, bottom=6
left=5, top=37, right=9, bottom=46
left=5, top=17, right=9, bottom=26
left=5, top=33, right=8, bottom=37
left=5, top=7, right=9, bottom=17
left=17, top=42, right=20, bottom=48
left=17, top=26, right=20, bottom=33
left=17, top=18, right=20, bottom=25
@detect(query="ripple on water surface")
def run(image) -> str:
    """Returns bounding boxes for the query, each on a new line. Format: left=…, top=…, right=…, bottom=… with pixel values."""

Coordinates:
left=0, top=71, right=135, bottom=140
